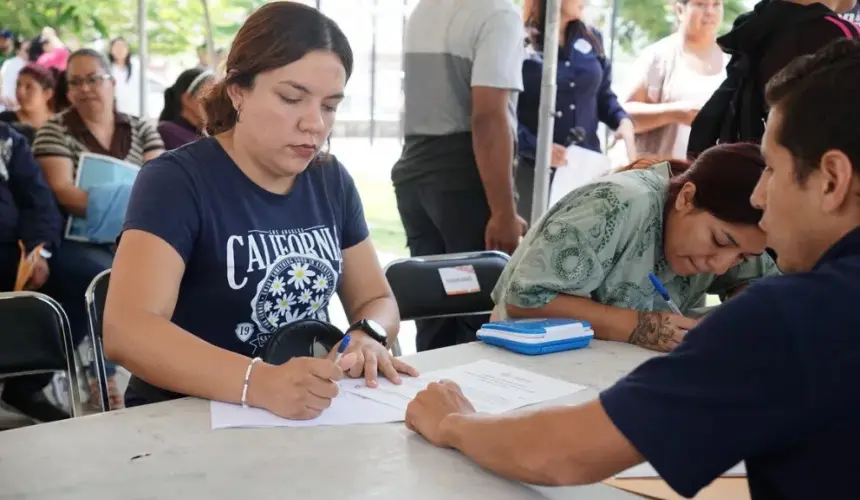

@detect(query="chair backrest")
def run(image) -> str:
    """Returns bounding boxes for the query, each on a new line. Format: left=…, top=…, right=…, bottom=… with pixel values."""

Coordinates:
left=384, top=251, right=510, bottom=321
left=0, top=291, right=83, bottom=416
left=86, top=269, right=111, bottom=341
left=85, top=269, right=111, bottom=412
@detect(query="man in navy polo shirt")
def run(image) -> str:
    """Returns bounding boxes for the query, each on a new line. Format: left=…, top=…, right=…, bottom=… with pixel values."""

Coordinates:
left=403, top=39, right=860, bottom=500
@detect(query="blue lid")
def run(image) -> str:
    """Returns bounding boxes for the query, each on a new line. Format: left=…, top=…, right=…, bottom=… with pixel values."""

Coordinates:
left=482, top=318, right=591, bottom=334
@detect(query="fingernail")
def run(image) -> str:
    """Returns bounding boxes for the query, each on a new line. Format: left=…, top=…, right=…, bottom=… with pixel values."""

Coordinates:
left=368, top=380, right=378, bottom=388
left=394, top=375, right=402, bottom=384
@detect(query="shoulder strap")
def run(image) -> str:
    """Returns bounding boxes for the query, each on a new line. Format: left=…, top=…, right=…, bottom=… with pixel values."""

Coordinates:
left=824, top=15, right=860, bottom=38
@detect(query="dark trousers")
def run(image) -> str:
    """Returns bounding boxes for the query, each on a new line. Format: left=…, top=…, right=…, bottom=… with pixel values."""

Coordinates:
left=394, top=181, right=491, bottom=352
left=514, top=159, right=557, bottom=223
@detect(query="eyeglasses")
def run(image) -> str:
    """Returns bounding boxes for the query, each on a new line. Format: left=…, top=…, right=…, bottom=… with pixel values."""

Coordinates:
left=67, top=74, right=112, bottom=89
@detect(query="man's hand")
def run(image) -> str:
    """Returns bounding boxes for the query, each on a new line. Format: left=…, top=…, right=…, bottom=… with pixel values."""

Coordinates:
left=485, top=211, right=527, bottom=256
left=25, top=256, right=50, bottom=290
left=406, top=380, right=476, bottom=447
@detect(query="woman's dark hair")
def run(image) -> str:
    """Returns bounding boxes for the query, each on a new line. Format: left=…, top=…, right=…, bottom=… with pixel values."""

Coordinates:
left=52, top=70, right=70, bottom=112
left=160, top=67, right=214, bottom=122
left=202, top=1, right=353, bottom=136
left=27, top=36, right=44, bottom=62
left=618, top=142, right=766, bottom=225
left=18, top=63, right=57, bottom=90
left=107, top=37, right=133, bottom=82
left=523, top=0, right=604, bottom=56
left=68, top=48, right=112, bottom=74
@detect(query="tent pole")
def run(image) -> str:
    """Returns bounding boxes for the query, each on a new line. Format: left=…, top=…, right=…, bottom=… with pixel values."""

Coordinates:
left=529, top=0, right=561, bottom=225
left=138, top=0, right=148, bottom=119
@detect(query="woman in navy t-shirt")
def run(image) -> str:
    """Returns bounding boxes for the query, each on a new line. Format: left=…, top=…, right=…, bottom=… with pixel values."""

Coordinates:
left=104, top=2, right=417, bottom=418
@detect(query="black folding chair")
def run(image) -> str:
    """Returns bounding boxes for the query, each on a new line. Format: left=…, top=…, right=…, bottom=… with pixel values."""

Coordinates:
left=384, top=251, right=511, bottom=355
left=84, top=269, right=111, bottom=412
left=0, top=291, right=83, bottom=417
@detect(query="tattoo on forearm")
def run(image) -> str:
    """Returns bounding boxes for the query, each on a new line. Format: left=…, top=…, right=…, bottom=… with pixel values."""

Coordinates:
left=628, top=312, right=676, bottom=350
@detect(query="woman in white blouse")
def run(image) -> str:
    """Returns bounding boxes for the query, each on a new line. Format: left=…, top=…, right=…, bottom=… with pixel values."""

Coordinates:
left=622, top=0, right=727, bottom=159
left=108, top=37, right=142, bottom=117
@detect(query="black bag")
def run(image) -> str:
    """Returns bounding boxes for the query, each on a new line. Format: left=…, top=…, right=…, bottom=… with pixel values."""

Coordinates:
left=687, top=2, right=846, bottom=156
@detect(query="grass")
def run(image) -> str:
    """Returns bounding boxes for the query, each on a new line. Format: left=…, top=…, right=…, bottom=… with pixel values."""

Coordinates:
left=352, top=172, right=408, bottom=257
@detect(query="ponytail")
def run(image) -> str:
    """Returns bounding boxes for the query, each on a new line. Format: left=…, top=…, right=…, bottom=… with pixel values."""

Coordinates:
left=159, top=86, right=180, bottom=123
left=202, top=80, right=237, bottom=136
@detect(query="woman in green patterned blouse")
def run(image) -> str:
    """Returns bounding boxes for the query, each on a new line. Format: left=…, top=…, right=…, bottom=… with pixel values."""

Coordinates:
left=492, top=142, right=778, bottom=352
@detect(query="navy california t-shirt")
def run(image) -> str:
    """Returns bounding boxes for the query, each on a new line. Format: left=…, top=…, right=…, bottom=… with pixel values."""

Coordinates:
left=122, top=138, right=369, bottom=357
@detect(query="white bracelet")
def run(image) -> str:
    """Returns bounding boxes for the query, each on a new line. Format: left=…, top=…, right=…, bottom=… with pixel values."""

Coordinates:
left=241, top=357, right=263, bottom=408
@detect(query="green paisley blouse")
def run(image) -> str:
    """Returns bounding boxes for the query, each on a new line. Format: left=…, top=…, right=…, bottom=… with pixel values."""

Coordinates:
left=492, top=162, right=778, bottom=318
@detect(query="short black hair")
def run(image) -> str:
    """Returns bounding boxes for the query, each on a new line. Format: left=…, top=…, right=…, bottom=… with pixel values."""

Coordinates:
left=765, top=39, right=860, bottom=182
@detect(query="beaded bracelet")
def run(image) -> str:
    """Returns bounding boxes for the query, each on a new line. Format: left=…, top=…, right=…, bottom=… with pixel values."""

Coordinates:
left=241, top=357, right=263, bottom=408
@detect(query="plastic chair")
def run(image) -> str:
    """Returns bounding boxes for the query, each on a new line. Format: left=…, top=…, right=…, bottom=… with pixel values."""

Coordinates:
left=384, top=251, right=511, bottom=355
left=84, top=269, right=111, bottom=412
left=0, top=291, right=84, bottom=417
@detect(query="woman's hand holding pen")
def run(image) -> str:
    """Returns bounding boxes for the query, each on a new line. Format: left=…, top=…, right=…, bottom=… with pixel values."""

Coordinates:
left=627, top=312, right=698, bottom=352
left=248, top=354, right=358, bottom=420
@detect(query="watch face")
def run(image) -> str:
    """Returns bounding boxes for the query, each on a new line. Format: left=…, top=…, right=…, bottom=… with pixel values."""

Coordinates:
left=365, top=319, right=386, bottom=338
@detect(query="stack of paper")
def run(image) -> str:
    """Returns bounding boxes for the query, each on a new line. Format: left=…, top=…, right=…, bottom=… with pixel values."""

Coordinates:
left=342, top=359, right=586, bottom=414
left=210, top=359, right=586, bottom=429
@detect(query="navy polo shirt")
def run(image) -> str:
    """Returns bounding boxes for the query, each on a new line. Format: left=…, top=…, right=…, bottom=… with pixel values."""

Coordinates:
left=601, top=227, right=860, bottom=499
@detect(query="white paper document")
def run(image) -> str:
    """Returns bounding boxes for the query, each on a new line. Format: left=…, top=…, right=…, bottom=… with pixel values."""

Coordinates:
left=210, top=381, right=404, bottom=429
left=210, top=360, right=585, bottom=429
left=616, top=461, right=746, bottom=479
left=344, top=359, right=586, bottom=414
left=549, top=145, right=612, bottom=207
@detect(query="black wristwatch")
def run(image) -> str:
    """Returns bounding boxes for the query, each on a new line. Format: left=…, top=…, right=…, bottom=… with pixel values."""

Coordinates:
left=348, top=319, right=388, bottom=347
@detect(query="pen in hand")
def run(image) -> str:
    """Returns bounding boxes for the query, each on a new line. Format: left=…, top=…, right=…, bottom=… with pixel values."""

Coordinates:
left=648, top=273, right=683, bottom=316
left=334, top=334, right=351, bottom=364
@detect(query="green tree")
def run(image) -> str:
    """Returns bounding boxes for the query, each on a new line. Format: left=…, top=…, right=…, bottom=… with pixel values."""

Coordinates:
left=615, top=0, right=746, bottom=51
left=510, top=0, right=746, bottom=51
left=0, top=0, right=251, bottom=55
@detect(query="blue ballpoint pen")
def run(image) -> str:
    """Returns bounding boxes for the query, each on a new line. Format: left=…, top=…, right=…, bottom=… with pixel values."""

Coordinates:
left=334, top=334, right=351, bottom=364
left=648, top=273, right=683, bottom=315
